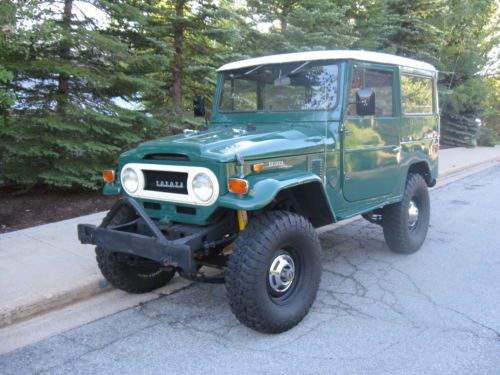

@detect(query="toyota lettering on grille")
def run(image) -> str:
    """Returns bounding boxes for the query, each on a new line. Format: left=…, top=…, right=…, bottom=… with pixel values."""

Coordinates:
left=143, top=170, right=188, bottom=194
left=155, top=180, right=184, bottom=189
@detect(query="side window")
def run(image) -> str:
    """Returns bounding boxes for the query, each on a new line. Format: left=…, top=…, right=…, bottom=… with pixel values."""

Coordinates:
left=401, top=75, right=433, bottom=114
left=348, top=68, right=394, bottom=116
left=347, top=68, right=363, bottom=115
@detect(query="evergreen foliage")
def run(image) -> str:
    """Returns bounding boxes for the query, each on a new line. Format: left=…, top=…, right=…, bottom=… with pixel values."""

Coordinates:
left=385, top=0, right=444, bottom=64
left=1, top=1, right=163, bottom=189
left=344, top=0, right=395, bottom=51
left=246, top=0, right=354, bottom=53
left=0, top=2, right=15, bottom=129
left=437, top=0, right=496, bottom=147
left=0, top=0, right=497, bottom=190
left=482, top=74, right=499, bottom=144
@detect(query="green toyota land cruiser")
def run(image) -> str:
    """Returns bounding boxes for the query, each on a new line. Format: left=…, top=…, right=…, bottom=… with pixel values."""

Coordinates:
left=78, top=50, right=439, bottom=333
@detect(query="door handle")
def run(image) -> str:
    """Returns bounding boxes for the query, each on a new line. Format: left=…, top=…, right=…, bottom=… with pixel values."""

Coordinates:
left=343, top=128, right=352, bottom=136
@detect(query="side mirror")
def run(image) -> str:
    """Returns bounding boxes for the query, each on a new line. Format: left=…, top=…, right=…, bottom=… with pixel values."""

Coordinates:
left=356, top=88, right=375, bottom=116
left=193, top=96, right=205, bottom=117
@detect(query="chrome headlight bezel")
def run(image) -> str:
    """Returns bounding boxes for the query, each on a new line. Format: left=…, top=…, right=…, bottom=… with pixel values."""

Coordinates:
left=121, top=167, right=139, bottom=194
left=191, top=172, right=214, bottom=202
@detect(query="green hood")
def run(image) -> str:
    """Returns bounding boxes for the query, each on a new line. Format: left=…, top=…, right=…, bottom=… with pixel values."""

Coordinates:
left=125, top=124, right=332, bottom=163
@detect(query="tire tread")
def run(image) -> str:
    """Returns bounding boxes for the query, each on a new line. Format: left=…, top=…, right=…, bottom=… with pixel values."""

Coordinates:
left=226, top=211, right=321, bottom=333
left=382, top=173, right=430, bottom=254
left=96, top=247, right=175, bottom=294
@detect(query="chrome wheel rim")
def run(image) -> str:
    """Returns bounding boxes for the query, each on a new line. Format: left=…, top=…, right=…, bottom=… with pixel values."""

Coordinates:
left=268, top=252, right=296, bottom=294
left=408, top=199, right=419, bottom=231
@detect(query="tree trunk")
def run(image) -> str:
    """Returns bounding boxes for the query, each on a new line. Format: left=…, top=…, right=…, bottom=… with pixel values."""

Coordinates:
left=280, top=4, right=290, bottom=33
left=171, top=0, right=186, bottom=116
left=57, top=0, right=72, bottom=114
left=279, top=1, right=299, bottom=33
left=279, top=13, right=288, bottom=33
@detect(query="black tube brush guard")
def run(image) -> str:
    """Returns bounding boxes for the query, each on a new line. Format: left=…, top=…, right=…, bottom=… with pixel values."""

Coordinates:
left=78, top=197, right=236, bottom=280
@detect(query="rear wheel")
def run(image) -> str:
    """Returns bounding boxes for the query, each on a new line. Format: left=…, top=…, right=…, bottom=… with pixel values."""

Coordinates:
left=226, top=211, right=322, bottom=333
left=96, top=247, right=176, bottom=293
left=382, top=173, right=430, bottom=254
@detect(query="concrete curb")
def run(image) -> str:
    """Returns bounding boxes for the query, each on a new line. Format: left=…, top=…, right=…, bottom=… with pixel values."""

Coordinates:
left=1, top=151, right=499, bottom=329
left=0, top=275, right=111, bottom=328
left=0, top=276, right=194, bottom=355
left=438, top=157, right=500, bottom=179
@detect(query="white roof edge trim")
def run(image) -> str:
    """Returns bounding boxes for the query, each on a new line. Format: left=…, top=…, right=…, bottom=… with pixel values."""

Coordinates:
left=217, top=50, right=437, bottom=73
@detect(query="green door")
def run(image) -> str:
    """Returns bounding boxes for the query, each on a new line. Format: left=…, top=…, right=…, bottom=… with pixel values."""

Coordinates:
left=342, top=63, right=401, bottom=202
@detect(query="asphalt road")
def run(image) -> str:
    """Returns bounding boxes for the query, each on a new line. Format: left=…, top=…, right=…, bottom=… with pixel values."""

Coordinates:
left=2, top=166, right=500, bottom=375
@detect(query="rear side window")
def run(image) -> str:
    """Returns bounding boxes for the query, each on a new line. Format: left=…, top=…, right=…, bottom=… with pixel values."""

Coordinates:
left=348, top=68, right=394, bottom=116
left=401, top=75, right=433, bottom=114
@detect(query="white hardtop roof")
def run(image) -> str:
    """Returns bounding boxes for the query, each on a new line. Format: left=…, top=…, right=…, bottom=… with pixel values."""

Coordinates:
left=218, top=50, right=436, bottom=73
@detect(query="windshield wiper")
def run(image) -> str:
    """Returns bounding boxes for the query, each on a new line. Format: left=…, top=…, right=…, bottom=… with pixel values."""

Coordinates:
left=244, top=64, right=265, bottom=76
left=290, top=61, right=310, bottom=75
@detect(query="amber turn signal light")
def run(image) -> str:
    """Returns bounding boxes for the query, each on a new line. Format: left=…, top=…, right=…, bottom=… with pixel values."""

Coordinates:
left=251, top=163, right=265, bottom=173
left=103, top=169, right=116, bottom=183
left=228, top=178, right=249, bottom=195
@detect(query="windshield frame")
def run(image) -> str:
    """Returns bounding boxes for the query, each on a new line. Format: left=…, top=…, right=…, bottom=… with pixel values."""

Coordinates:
left=217, top=60, right=341, bottom=114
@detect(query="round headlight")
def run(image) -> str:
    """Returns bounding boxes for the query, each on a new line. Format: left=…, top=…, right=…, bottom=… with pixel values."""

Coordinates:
left=121, top=168, right=139, bottom=193
left=192, top=173, right=213, bottom=202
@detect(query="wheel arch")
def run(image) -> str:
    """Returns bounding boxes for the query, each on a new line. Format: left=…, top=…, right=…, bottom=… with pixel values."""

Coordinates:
left=270, top=181, right=336, bottom=227
left=217, top=171, right=336, bottom=227
left=407, top=161, right=436, bottom=187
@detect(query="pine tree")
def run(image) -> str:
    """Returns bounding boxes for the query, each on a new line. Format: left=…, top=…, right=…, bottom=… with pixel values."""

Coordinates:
left=1, top=0, right=497, bottom=193
left=0, top=1, right=16, bottom=131
left=0, top=0, right=162, bottom=189
left=343, top=0, right=396, bottom=51
left=481, top=73, right=499, bottom=145
left=103, top=0, right=247, bottom=129
left=386, top=0, right=444, bottom=64
left=287, top=0, right=355, bottom=50
left=438, top=0, right=495, bottom=146
left=246, top=0, right=354, bottom=54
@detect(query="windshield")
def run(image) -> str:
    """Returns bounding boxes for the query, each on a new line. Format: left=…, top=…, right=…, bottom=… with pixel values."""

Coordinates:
left=219, top=61, right=339, bottom=112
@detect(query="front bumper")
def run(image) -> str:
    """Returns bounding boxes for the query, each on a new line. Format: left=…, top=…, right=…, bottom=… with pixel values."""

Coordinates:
left=78, top=197, right=235, bottom=277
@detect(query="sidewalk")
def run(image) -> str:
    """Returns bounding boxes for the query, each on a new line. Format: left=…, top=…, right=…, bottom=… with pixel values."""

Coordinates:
left=1, top=146, right=499, bottom=328
left=438, top=146, right=500, bottom=177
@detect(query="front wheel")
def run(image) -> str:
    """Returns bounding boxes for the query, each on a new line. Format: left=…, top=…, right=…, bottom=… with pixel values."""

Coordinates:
left=96, top=247, right=176, bottom=293
left=382, top=173, right=430, bottom=254
left=225, top=211, right=322, bottom=333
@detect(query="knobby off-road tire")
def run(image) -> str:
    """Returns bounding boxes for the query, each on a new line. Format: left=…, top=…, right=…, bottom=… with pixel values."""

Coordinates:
left=96, top=247, right=176, bottom=293
left=226, top=211, right=322, bottom=333
left=382, top=173, right=430, bottom=254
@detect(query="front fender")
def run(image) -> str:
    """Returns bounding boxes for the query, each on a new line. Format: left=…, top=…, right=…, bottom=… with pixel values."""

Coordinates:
left=217, top=170, right=334, bottom=215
